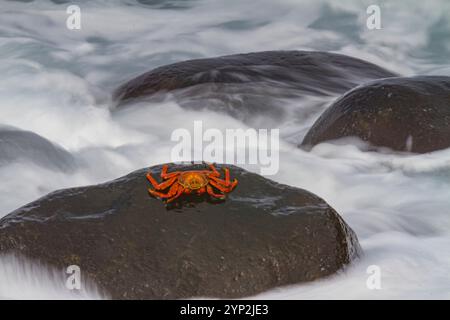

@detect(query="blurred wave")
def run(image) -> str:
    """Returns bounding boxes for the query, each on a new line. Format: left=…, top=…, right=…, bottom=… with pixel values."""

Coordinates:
left=0, top=254, right=107, bottom=299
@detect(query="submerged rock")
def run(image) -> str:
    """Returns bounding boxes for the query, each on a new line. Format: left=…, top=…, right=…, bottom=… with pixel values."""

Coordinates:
left=113, top=51, right=395, bottom=125
left=302, top=76, right=450, bottom=153
left=0, top=163, right=360, bottom=299
left=0, top=125, right=76, bottom=171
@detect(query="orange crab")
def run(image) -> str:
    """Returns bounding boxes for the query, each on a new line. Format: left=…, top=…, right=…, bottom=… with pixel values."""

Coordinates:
left=146, top=163, right=238, bottom=203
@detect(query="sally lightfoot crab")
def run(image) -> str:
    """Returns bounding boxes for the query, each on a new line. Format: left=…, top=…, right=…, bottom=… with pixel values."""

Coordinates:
left=146, top=163, right=238, bottom=203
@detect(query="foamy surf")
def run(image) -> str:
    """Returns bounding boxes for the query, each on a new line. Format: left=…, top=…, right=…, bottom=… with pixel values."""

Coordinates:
left=0, top=254, right=108, bottom=300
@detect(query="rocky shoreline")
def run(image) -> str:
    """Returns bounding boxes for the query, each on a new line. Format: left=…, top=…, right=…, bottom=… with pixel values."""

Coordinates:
left=3, top=50, right=449, bottom=299
left=0, top=163, right=360, bottom=299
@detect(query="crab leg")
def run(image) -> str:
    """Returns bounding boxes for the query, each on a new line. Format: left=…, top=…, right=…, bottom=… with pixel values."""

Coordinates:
left=224, top=168, right=232, bottom=183
left=209, top=176, right=228, bottom=186
left=207, top=163, right=221, bottom=177
left=160, top=164, right=181, bottom=179
left=209, top=179, right=236, bottom=193
left=206, top=185, right=226, bottom=199
left=147, top=173, right=178, bottom=190
left=166, top=186, right=185, bottom=203
left=222, top=167, right=238, bottom=188
left=210, top=175, right=238, bottom=190
left=148, top=182, right=179, bottom=199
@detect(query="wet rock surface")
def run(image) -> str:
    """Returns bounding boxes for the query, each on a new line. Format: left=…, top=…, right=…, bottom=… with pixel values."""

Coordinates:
left=301, top=76, right=450, bottom=153
left=0, top=163, right=360, bottom=299
left=113, top=51, right=396, bottom=125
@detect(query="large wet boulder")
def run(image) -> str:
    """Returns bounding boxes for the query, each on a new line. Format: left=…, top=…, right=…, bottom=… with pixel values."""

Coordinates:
left=302, top=76, right=450, bottom=153
left=0, top=125, right=76, bottom=171
left=0, top=163, right=360, bottom=299
left=113, top=51, right=395, bottom=125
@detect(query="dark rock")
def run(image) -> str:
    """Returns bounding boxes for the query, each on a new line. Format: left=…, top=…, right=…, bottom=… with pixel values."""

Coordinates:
left=0, top=163, right=360, bottom=299
left=0, top=125, right=76, bottom=171
left=302, top=76, right=450, bottom=153
left=112, top=51, right=396, bottom=124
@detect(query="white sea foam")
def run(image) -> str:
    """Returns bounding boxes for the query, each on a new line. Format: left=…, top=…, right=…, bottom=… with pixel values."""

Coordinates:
left=0, top=254, right=107, bottom=299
